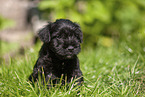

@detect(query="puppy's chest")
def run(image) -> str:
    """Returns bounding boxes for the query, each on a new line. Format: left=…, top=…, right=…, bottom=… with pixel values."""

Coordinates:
left=61, top=62, right=65, bottom=70
left=53, top=62, right=73, bottom=75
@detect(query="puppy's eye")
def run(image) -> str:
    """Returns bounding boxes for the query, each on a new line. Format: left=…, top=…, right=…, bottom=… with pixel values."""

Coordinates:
left=74, top=44, right=80, bottom=48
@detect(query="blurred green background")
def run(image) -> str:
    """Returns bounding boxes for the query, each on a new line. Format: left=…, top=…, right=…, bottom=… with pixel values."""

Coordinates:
left=0, top=0, right=145, bottom=56
left=38, top=0, right=145, bottom=47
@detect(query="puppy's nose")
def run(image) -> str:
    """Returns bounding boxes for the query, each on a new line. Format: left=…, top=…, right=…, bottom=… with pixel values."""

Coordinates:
left=67, top=46, right=74, bottom=51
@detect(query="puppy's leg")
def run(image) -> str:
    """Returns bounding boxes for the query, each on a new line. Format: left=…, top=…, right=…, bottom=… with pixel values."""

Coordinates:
left=73, top=71, right=84, bottom=86
left=45, top=73, right=61, bottom=88
left=29, top=58, right=44, bottom=82
left=69, top=69, right=83, bottom=95
left=65, top=58, right=83, bottom=90
left=72, top=58, right=83, bottom=86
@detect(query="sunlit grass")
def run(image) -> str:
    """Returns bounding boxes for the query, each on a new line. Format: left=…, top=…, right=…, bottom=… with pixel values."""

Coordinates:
left=0, top=40, right=144, bottom=96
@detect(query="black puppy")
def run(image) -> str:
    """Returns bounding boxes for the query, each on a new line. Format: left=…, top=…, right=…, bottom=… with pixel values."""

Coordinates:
left=29, top=19, right=83, bottom=88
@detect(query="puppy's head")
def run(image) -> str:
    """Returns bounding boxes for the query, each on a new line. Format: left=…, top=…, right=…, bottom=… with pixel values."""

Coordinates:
left=38, top=19, right=83, bottom=59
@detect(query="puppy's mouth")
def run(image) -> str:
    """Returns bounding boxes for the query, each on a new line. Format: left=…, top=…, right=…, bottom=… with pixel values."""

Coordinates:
left=66, top=55, right=73, bottom=59
left=65, top=53, right=74, bottom=59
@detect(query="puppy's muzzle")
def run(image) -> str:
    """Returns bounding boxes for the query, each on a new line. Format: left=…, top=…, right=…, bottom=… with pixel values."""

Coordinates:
left=67, top=46, right=74, bottom=52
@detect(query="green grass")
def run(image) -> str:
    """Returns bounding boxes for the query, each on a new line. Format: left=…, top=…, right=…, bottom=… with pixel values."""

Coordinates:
left=0, top=41, right=144, bottom=97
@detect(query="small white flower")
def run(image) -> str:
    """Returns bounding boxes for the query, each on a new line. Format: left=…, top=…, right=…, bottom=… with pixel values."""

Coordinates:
left=135, top=71, right=139, bottom=74
left=128, top=48, right=133, bottom=53
left=30, top=48, right=34, bottom=53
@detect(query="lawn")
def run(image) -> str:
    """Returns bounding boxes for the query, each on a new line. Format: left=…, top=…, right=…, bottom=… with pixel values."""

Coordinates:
left=0, top=40, right=144, bottom=97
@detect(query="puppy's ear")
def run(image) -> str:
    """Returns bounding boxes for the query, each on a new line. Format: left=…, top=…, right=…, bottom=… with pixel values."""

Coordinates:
left=78, top=30, right=83, bottom=43
left=38, top=23, right=52, bottom=43
left=74, top=23, right=83, bottom=43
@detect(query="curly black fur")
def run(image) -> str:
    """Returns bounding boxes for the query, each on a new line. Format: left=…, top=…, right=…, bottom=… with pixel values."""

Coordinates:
left=29, top=19, right=83, bottom=88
